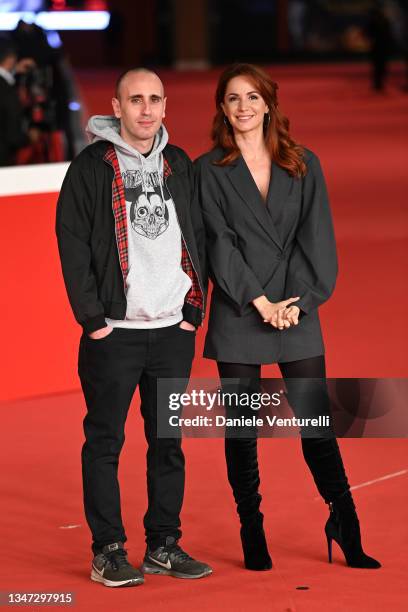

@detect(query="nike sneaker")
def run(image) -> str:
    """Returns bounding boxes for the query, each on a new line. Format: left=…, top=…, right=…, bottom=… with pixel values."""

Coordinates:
left=91, top=542, right=144, bottom=587
left=141, top=536, right=212, bottom=579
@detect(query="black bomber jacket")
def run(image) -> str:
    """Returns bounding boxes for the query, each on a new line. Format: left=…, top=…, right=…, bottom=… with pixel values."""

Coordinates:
left=56, top=140, right=206, bottom=333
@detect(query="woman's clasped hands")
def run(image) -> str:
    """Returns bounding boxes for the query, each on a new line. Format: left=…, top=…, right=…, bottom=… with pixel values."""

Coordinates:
left=252, top=295, right=301, bottom=330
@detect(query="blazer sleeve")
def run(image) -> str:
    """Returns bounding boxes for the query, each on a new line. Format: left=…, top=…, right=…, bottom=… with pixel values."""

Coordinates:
left=55, top=158, right=107, bottom=333
left=195, top=159, right=264, bottom=314
left=284, top=154, right=338, bottom=315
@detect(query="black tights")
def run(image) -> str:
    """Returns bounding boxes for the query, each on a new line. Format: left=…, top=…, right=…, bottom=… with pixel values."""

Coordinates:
left=217, top=356, right=351, bottom=524
left=218, top=354, right=327, bottom=380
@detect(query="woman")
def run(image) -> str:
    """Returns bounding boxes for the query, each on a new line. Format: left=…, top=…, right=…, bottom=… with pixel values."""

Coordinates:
left=195, top=63, right=381, bottom=571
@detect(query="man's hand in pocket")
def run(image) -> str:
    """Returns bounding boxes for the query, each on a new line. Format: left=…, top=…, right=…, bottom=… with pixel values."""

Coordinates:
left=179, top=321, right=196, bottom=332
left=88, top=325, right=113, bottom=340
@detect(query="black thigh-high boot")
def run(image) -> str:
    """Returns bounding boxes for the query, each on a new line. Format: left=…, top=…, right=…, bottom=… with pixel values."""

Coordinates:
left=301, top=437, right=381, bottom=568
left=225, top=437, right=272, bottom=570
left=218, top=362, right=272, bottom=571
left=280, top=356, right=381, bottom=569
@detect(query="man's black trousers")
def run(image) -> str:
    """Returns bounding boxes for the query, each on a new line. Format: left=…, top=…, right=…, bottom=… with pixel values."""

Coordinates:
left=78, top=323, right=195, bottom=553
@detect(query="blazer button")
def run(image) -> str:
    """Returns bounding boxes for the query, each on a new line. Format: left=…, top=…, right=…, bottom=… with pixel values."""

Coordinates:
left=276, top=252, right=284, bottom=260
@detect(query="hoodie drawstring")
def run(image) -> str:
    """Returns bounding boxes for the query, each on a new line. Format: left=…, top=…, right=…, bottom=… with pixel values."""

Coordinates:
left=140, top=155, right=148, bottom=198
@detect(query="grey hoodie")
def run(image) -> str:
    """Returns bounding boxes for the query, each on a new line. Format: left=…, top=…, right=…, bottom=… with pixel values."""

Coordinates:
left=86, top=115, right=192, bottom=329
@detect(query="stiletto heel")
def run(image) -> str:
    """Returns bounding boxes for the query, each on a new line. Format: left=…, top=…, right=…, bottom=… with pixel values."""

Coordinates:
left=325, top=499, right=381, bottom=569
left=326, top=534, right=333, bottom=563
left=300, top=437, right=381, bottom=569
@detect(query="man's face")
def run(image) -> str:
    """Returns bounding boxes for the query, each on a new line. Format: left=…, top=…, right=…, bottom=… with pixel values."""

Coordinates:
left=112, top=71, right=166, bottom=145
left=1, top=52, right=17, bottom=73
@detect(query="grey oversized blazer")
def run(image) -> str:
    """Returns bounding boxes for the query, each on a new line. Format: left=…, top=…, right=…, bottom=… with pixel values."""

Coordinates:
left=194, top=147, right=338, bottom=364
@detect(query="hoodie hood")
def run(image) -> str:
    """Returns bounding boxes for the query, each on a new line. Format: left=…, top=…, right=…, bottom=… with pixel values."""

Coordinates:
left=86, top=114, right=169, bottom=161
left=86, top=115, right=169, bottom=201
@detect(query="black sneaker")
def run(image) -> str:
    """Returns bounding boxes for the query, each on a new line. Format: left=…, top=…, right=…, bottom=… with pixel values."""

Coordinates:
left=141, top=536, right=212, bottom=579
left=91, top=542, right=144, bottom=587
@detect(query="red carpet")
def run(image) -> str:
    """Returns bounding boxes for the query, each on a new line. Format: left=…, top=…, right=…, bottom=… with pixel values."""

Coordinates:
left=1, top=63, right=407, bottom=610
left=2, top=392, right=407, bottom=611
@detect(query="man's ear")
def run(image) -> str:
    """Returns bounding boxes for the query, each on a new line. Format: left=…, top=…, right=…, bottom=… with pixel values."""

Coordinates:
left=112, top=97, right=121, bottom=118
left=162, top=96, right=167, bottom=119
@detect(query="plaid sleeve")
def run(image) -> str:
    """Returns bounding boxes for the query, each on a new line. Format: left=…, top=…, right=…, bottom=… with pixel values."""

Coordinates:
left=103, top=145, right=128, bottom=286
left=181, top=237, right=203, bottom=309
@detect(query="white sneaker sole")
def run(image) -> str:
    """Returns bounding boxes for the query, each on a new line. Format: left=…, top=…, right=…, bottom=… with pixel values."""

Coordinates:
left=91, top=568, right=144, bottom=587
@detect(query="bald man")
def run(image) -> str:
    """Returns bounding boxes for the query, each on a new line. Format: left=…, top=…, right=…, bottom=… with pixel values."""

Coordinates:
left=56, top=68, right=210, bottom=587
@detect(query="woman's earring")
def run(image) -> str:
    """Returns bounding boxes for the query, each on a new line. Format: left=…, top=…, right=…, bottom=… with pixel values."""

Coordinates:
left=224, top=115, right=230, bottom=129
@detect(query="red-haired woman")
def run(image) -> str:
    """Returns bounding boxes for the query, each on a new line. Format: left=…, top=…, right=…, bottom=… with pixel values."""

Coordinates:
left=195, top=64, right=380, bottom=571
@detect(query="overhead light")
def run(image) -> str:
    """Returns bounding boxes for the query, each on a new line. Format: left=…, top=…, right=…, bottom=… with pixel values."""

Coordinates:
left=0, top=11, right=111, bottom=31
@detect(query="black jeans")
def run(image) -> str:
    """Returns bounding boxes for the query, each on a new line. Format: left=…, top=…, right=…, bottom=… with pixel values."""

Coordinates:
left=218, top=356, right=350, bottom=525
left=78, top=323, right=195, bottom=553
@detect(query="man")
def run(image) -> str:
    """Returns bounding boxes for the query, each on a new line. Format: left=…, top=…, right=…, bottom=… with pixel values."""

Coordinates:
left=56, top=68, right=210, bottom=587
left=0, top=37, right=35, bottom=166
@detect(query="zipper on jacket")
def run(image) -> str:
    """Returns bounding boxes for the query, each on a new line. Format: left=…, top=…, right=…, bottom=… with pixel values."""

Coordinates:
left=165, top=176, right=205, bottom=323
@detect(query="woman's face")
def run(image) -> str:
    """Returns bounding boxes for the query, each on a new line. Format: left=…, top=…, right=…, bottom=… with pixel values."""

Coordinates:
left=221, top=75, right=269, bottom=136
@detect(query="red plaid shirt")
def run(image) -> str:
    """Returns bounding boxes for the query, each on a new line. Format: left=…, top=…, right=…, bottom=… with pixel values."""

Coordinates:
left=103, top=144, right=203, bottom=311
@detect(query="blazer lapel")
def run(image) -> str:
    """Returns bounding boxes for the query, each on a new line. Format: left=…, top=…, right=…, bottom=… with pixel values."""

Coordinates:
left=227, top=155, right=282, bottom=250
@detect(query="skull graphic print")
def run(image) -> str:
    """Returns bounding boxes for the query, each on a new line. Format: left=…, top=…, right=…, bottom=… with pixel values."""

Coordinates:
left=123, top=169, right=169, bottom=240
left=130, top=190, right=169, bottom=240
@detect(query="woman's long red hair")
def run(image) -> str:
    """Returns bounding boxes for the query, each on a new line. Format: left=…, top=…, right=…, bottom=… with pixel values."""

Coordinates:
left=211, top=63, right=306, bottom=177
